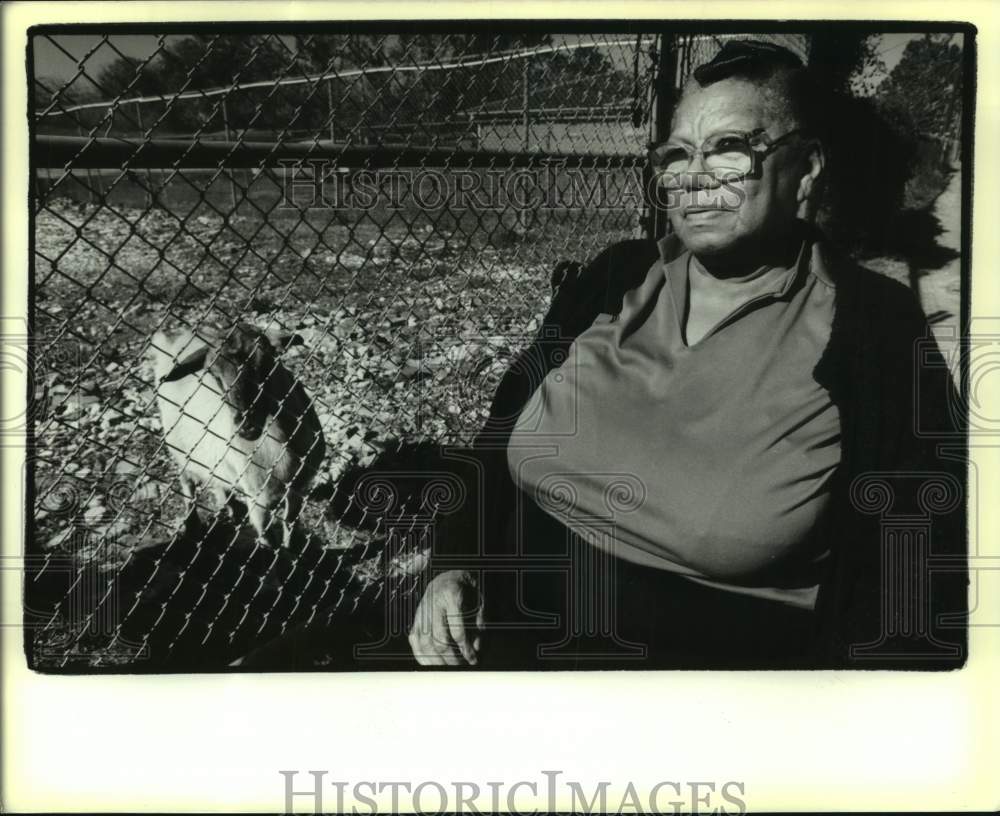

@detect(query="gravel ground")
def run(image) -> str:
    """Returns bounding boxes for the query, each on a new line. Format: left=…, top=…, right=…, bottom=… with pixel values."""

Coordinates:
left=29, top=193, right=632, bottom=668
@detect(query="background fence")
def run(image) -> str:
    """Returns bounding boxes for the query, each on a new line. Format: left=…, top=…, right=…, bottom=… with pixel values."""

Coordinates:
left=29, top=31, right=668, bottom=670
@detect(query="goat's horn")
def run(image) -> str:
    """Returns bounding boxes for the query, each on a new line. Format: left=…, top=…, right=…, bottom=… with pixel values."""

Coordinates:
left=161, top=347, right=209, bottom=382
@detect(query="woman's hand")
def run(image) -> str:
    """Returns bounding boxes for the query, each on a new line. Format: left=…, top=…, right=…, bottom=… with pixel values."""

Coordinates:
left=409, top=569, right=484, bottom=666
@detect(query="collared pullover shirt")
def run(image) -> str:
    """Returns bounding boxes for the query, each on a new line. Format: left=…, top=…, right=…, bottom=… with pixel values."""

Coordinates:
left=507, top=238, right=841, bottom=609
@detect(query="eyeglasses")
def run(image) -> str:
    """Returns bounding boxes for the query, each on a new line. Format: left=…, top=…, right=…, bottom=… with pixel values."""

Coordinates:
left=648, top=127, right=805, bottom=184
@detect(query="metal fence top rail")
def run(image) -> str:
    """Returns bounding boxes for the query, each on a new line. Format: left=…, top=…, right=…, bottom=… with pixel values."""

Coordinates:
left=35, top=135, right=648, bottom=169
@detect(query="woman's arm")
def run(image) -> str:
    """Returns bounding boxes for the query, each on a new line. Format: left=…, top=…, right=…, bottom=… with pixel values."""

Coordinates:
left=410, top=239, right=661, bottom=665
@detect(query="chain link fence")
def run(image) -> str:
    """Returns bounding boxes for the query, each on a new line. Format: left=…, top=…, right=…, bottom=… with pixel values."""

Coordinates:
left=28, top=31, right=663, bottom=670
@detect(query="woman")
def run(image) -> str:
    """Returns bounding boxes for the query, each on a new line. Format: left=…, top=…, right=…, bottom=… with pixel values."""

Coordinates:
left=407, top=40, right=967, bottom=670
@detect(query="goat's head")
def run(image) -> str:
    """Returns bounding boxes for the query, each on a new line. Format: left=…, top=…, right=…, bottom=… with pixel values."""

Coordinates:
left=160, top=323, right=304, bottom=441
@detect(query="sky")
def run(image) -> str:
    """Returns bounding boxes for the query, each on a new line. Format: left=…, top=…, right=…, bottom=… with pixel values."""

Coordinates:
left=33, top=34, right=174, bottom=84
left=877, top=33, right=920, bottom=74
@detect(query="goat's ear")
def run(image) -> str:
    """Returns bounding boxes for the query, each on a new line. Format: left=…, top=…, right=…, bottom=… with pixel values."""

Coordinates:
left=266, top=330, right=305, bottom=351
left=161, top=347, right=209, bottom=382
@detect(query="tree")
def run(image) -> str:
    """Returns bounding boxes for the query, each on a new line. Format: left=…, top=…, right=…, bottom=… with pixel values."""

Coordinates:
left=876, top=34, right=963, bottom=138
left=68, top=33, right=635, bottom=145
left=87, top=35, right=315, bottom=135
left=34, top=75, right=105, bottom=133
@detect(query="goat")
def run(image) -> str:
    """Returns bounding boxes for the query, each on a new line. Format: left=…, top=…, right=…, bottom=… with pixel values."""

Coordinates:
left=149, top=322, right=326, bottom=548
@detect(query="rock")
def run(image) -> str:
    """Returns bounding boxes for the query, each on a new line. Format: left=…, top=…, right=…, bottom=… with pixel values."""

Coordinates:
left=100, top=519, right=132, bottom=541
left=84, top=504, right=107, bottom=525
left=44, top=528, right=73, bottom=549
left=335, top=318, right=358, bottom=338
left=133, top=482, right=161, bottom=501
left=400, top=359, right=428, bottom=379
left=248, top=296, right=274, bottom=313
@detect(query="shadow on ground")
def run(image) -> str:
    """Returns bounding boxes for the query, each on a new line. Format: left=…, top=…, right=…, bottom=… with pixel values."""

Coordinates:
left=882, top=207, right=960, bottom=277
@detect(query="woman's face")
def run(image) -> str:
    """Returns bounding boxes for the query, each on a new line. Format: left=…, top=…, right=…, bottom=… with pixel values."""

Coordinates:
left=663, top=77, right=808, bottom=263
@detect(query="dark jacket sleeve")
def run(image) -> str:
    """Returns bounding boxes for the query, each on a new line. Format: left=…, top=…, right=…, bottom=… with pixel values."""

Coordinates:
left=877, top=277, right=968, bottom=668
left=818, top=268, right=967, bottom=668
left=429, top=239, right=659, bottom=563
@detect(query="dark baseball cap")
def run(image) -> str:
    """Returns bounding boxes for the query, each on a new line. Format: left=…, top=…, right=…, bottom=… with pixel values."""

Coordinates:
left=693, top=39, right=804, bottom=84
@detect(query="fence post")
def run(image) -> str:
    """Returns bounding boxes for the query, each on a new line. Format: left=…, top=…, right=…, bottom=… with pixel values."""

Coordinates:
left=518, top=58, right=530, bottom=234
left=134, top=101, right=154, bottom=210
left=221, top=97, right=239, bottom=211
left=326, top=79, right=336, bottom=144
left=77, top=122, right=98, bottom=207
left=647, top=33, right=679, bottom=241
